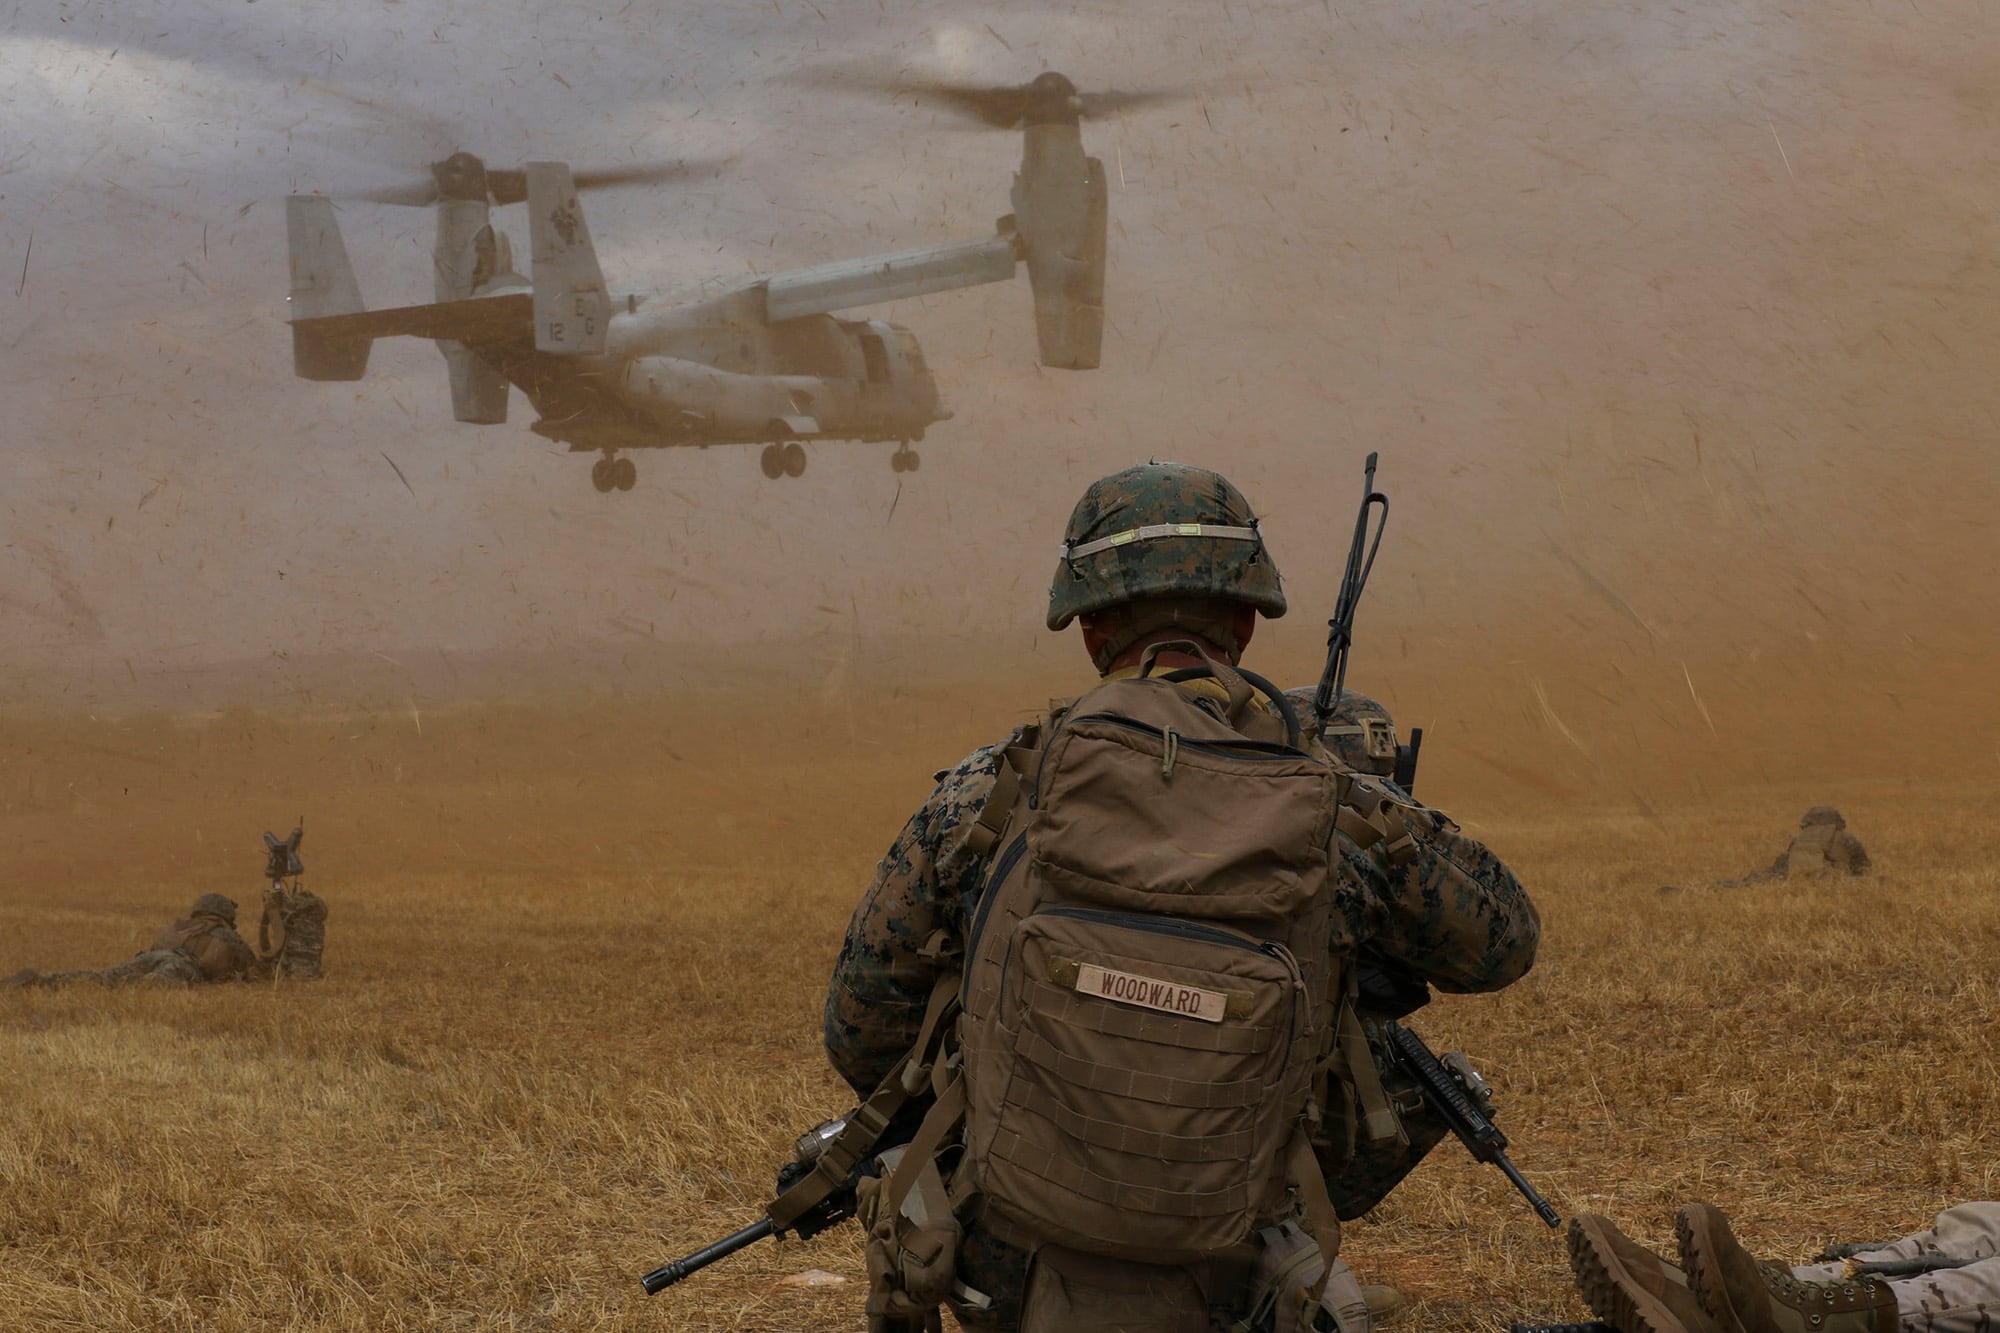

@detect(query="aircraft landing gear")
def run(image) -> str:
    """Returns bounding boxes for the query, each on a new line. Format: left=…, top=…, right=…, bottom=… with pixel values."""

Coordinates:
left=890, top=444, right=923, bottom=473
left=761, top=441, right=808, bottom=479
left=593, top=454, right=638, bottom=493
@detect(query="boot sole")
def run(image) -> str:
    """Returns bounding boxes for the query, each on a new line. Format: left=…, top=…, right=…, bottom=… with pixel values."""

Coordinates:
left=1569, top=1217, right=1697, bottom=1333
left=1676, top=1206, right=1756, bottom=1333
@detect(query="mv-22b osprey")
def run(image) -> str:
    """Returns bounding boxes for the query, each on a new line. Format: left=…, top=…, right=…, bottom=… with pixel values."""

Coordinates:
left=286, top=72, right=1138, bottom=493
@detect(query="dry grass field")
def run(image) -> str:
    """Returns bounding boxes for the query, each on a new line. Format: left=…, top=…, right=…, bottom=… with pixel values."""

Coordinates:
left=2, top=691, right=1996, bottom=1332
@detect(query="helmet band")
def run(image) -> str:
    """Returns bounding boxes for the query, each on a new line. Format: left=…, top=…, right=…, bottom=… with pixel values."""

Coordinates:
left=1060, top=522, right=1260, bottom=562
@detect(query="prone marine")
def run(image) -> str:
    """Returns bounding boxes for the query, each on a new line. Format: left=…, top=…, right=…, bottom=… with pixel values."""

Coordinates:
left=3, top=892, right=261, bottom=989
left=1567, top=1200, right=2000, bottom=1333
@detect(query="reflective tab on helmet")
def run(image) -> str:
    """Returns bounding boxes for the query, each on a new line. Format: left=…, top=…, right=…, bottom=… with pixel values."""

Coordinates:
left=1060, top=522, right=1261, bottom=561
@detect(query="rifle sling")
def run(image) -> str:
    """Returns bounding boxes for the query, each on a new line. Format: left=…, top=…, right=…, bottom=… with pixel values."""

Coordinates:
left=882, top=1073, right=967, bottom=1223
left=768, top=971, right=962, bottom=1234
left=1289, top=1131, right=1342, bottom=1272
left=1341, top=1005, right=1404, bottom=1146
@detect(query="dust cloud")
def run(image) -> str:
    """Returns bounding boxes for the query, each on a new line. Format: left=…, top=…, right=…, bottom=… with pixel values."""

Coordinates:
left=2, top=0, right=1995, bottom=805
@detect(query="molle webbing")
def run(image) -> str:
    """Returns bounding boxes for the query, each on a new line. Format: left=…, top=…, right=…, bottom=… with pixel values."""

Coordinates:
left=1003, top=1078, right=1261, bottom=1163
left=991, top=1128, right=1257, bottom=1218
left=1012, top=1028, right=1274, bottom=1109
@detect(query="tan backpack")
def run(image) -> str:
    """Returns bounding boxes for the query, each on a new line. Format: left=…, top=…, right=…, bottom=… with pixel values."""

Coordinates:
left=953, top=646, right=1344, bottom=1267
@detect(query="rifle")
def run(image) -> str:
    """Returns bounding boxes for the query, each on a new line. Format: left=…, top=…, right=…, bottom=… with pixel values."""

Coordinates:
left=1309, top=451, right=1389, bottom=742
left=640, top=1115, right=861, bottom=1295
left=1374, top=1018, right=1561, bottom=1229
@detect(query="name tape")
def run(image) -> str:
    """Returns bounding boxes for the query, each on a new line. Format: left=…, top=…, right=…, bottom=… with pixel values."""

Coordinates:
left=1075, top=963, right=1228, bottom=1024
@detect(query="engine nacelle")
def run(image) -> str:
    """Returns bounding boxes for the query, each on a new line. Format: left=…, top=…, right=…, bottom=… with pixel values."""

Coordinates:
left=1009, top=123, right=1107, bottom=370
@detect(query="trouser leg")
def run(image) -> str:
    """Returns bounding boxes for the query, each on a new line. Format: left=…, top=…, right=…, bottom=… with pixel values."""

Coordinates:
left=1790, top=1204, right=2000, bottom=1333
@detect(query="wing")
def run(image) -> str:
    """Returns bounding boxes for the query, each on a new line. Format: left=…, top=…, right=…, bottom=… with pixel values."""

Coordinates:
left=762, top=236, right=1018, bottom=321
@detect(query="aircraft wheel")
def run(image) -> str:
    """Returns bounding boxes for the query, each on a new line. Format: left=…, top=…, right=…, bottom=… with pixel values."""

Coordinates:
left=592, top=458, right=616, bottom=493
left=613, top=457, right=638, bottom=491
left=782, top=442, right=807, bottom=478
left=760, top=444, right=784, bottom=480
left=903, top=449, right=921, bottom=472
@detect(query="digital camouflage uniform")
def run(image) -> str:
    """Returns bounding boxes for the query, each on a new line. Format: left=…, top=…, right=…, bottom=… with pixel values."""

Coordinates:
left=3, top=893, right=261, bottom=989
left=1788, top=1201, right=2000, bottom=1333
left=1574, top=1203, right=2000, bottom=1333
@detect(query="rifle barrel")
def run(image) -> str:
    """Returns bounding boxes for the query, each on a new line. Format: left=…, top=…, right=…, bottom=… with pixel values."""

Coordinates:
left=1496, top=1154, right=1562, bottom=1229
left=640, top=1217, right=775, bottom=1295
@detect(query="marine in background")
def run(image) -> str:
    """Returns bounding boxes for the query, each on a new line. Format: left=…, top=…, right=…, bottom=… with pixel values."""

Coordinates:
left=3, top=893, right=260, bottom=989
left=1568, top=1201, right=1999, bottom=1333
left=2, top=824, right=328, bottom=989
left=1283, top=686, right=1412, bottom=786
left=1690, top=806, right=1872, bottom=891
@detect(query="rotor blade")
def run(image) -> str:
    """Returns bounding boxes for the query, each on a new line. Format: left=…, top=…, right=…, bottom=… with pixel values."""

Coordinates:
left=881, top=80, right=1030, bottom=129
left=798, top=67, right=1026, bottom=127
left=350, top=180, right=442, bottom=206
left=485, top=158, right=732, bottom=206
left=302, top=81, right=465, bottom=166
left=1076, top=89, right=1182, bottom=119
left=801, top=65, right=1185, bottom=129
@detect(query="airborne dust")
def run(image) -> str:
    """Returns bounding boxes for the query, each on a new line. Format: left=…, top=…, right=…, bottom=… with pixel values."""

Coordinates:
left=4, top=0, right=1997, bottom=805
left=2, top=6, right=1998, bottom=1330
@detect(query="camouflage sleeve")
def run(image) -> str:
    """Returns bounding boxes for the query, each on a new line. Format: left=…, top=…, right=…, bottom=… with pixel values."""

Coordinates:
left=824, top=743, right=1004, bottom=1097
left=1335, top=803, right=1540, bottom=994
left=214, top=927, right=261, bottom=981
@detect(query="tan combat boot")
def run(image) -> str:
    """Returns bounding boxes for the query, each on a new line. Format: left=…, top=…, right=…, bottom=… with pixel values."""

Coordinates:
left=1361, top=1283, right=1405, bottom=1320
left=1676, top=1204, right=1896, bottom=1333
left=1569, top=1214, right=1723, bottom=1333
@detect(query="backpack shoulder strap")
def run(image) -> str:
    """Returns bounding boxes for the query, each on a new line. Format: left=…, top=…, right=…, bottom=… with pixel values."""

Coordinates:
left=964, top=721, right=1044, bottom=860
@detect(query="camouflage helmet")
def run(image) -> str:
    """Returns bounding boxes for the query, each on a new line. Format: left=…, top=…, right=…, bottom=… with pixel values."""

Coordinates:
left=1800, top=805, right=1846, bottom=830
left=1285, top=686, right=1399, bottom=776
left=1048, top=463, right=1286, bottom=630
left=191, top=892, right=238, bottom=924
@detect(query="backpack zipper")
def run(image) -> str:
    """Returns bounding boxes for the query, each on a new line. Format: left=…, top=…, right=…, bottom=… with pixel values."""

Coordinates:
left=1014, top=907, right=1308, bottom=1016
left=1034, top=711, right=1316, bottom=806
left=1040, top=905, right=1287, bottom=963
left=965, top=832, right=1030, bottom=968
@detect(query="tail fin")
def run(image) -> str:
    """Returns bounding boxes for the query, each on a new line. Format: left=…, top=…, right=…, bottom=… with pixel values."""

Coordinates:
left=286, top=196, right=371, bottom=380
left=434, top=196, right=510, bottom=424
left=524, top=162, right=611, bottom=356
left=1009, top=124, right=1107, bottom=370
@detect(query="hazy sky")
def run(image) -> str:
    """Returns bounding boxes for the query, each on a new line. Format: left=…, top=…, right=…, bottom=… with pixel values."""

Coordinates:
left=3, top=0, right=1995, bottom=696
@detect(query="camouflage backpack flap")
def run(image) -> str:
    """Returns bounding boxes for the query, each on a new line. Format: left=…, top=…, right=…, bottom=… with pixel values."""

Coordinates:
left=958, top=661, right=1343, bottom=1267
